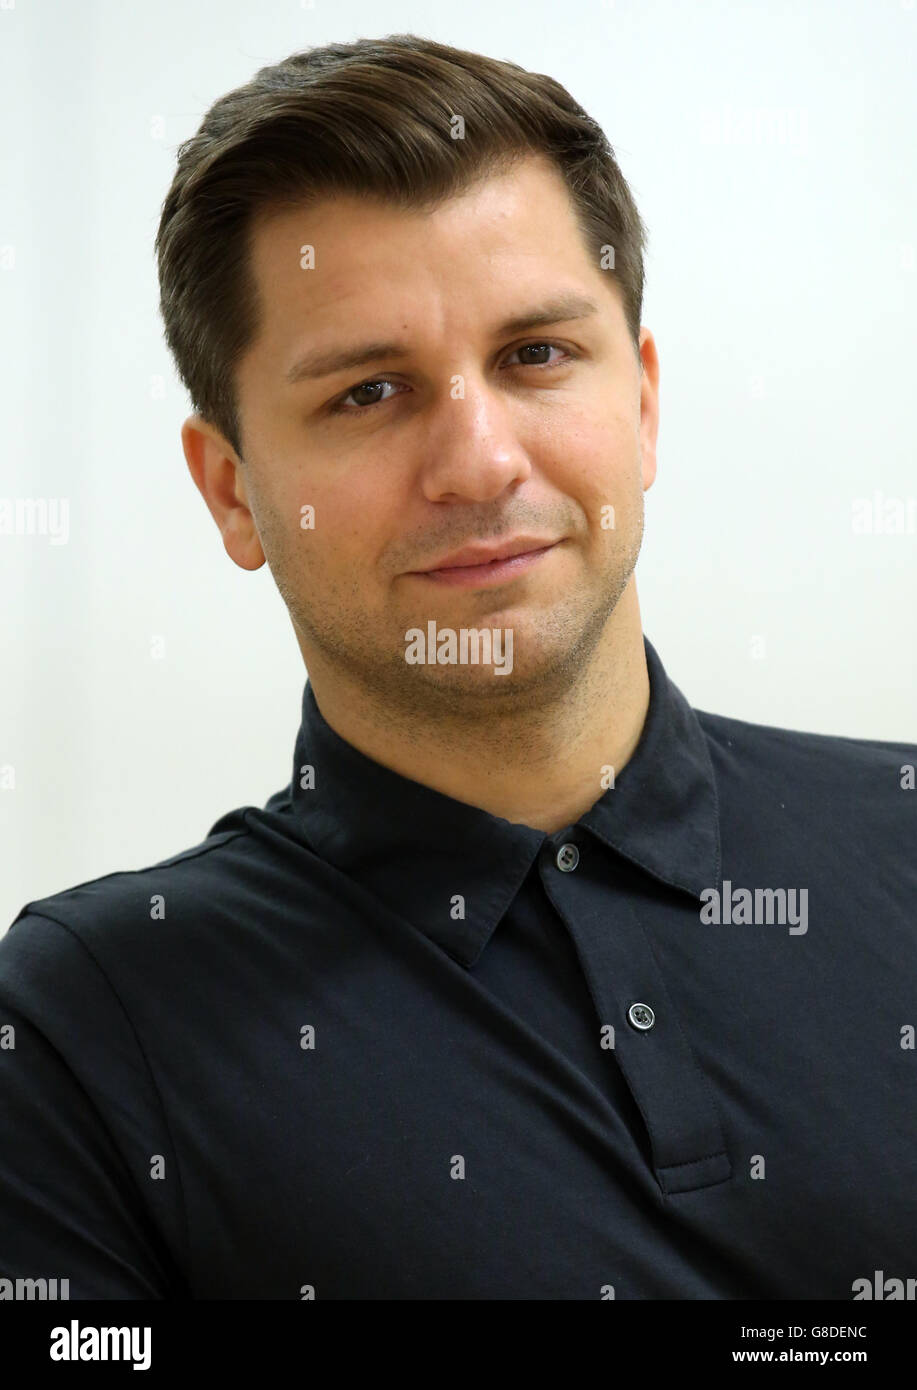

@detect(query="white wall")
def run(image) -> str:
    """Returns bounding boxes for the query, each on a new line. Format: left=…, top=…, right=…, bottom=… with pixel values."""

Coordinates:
left=2, top=0, right=915, bottom=929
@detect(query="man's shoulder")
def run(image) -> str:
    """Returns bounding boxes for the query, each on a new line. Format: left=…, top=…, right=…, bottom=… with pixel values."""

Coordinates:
left=693, top=703, right=917, bottom=804
left=695, top=703, right=916, bottom=767
left=4, top=795, right=278, bottom=955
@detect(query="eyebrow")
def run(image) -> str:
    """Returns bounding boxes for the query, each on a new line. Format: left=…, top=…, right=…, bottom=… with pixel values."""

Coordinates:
left=283, top=291, right=602, bottom=386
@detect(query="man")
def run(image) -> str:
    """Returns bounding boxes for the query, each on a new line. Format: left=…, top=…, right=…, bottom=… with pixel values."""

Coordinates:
left=1, top=34, right=915, bottom=1301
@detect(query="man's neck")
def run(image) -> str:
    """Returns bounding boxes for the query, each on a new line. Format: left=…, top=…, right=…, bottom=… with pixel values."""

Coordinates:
left=299, top=588, right=650, bottom=834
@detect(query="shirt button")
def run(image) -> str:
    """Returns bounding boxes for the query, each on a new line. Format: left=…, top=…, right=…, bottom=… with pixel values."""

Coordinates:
left=627, top=1002, right=656, bottom=1031
left=555, top=842, right=579, bottom=872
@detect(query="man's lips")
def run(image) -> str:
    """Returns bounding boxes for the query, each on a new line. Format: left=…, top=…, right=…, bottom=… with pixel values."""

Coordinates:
left=408, top=541, right=561, bottom=588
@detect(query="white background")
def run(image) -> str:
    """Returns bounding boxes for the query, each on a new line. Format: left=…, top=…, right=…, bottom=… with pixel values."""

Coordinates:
left=1, top=0, right=915, bottom=930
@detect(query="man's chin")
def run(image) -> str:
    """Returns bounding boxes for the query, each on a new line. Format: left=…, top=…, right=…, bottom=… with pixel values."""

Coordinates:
left=396, top=639, right=583, bottom=705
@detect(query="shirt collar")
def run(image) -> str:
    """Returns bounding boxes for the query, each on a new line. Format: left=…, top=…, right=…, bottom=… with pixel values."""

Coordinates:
left=288, top=635, right=721, bottom=966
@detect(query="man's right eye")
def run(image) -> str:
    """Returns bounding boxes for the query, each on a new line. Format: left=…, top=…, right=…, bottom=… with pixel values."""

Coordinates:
left=329, top=378, right=405, bottom=415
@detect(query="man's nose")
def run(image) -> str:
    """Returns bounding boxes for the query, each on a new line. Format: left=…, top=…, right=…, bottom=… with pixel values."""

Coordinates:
left=417, top=378, right=533, bottom=503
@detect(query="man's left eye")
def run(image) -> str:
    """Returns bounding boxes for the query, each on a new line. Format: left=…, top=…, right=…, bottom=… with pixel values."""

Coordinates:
left=506, top=342, right=571, bottom=367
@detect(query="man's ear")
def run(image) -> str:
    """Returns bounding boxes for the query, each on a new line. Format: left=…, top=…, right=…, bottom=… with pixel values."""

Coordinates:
left=180, top=414, right=265, bottom=571
left=637, top=328, right=659, bottom=493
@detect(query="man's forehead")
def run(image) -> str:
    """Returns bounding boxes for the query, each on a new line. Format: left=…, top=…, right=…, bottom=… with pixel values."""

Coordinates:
left=249, top=156, right=585, bottom=282
left=242, top=159, right=615, bottom=371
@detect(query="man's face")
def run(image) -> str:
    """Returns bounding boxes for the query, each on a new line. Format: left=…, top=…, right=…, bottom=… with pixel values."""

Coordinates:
left=221, top=153, right=658, bottom=713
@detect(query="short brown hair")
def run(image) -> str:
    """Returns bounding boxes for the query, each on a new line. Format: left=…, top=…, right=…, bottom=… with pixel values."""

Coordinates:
left=155, top=33, right=649, bottom=460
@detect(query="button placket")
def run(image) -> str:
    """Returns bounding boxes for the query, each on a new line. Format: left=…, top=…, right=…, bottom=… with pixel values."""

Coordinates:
left=541, top=852, right=731, bottom=1195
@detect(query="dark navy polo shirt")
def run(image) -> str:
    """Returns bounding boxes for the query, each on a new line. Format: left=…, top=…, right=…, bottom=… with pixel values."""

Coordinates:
left=1, top=636, right=915, bottom=1299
